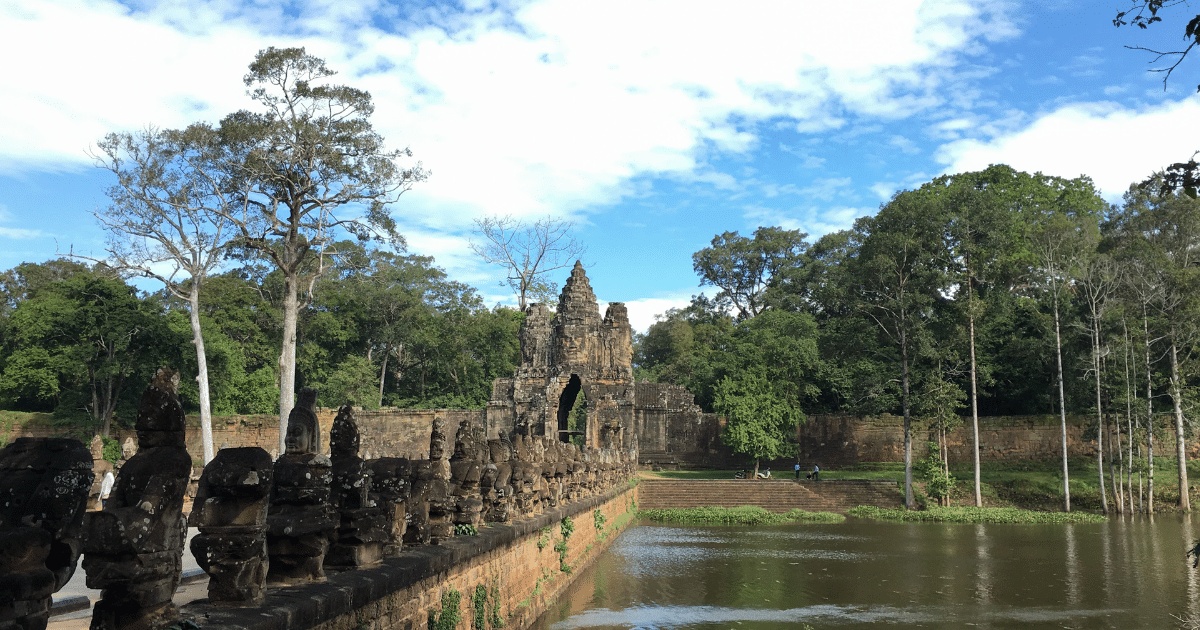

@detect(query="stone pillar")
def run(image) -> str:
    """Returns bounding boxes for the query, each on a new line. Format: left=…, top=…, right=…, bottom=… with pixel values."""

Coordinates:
left=0, top=437, right=92, bottom=630
left=83, top=368, right=193, bottom=630
left=188, top=447, right=273, bottom=605
left=266, top=388, right=335, bottom=584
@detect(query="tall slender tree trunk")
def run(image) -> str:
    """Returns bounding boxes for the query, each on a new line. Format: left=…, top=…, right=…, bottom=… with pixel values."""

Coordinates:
left=188, top=283, right=214, bottom=464
left=378, top=345, right=390, bottom=408
left=1110, top=414, right=1122, bottom=514
left=278, top=275, right=301, bottom=457
left=901, top=319, right=914, bottom=510
left=1054, top=299, right=1070, bottom=512
left=1171, top=342, right=1190, bottom=511
left=1118, top=321, right=1128, bottom=513
left=969, top=309, right=982, bottom=507
left=1092, top=322, right=1107, bottom=514
left=1144, top=312, right=1155, bottom=513
left=1123, top=321, right=1134, bottom=514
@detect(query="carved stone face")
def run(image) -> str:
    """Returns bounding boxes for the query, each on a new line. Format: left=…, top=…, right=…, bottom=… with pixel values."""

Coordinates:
left=285, top=420, right=313, bottom=455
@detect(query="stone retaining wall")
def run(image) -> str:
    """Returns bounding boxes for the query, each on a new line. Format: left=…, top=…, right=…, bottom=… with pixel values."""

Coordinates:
left=179, top=482, right=640, bottom=630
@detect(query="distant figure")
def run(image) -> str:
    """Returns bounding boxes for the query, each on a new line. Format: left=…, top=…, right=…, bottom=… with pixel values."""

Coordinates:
left=812, top=464, right=820, bottom=481
left=99, top=470, right=114, bottom=508
left=794, top=462, right=801, bottom=481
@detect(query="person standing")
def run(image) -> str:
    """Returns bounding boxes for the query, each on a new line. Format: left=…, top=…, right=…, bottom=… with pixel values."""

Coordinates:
left=812, top=464, right=820, bottom=481
left=794, top=462, right=801, bottom=481
left=99, top=470, right=115, bottom=509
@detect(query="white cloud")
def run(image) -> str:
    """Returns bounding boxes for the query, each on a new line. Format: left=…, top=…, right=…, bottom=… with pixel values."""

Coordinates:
left=0, top=226, right=44, bottom=240
left=0, top=203, right=42, bottom=239
left=870, top=182, right=900, bottom=200
left=889, top=135, right=922, bottom=154
left=799, top=177, right=854, bottom=202
left=936, top=96, right=1200, bottom=199
left=613, top=292, right=699, bottom=334
left=3, top=0, right=1018, bottom=221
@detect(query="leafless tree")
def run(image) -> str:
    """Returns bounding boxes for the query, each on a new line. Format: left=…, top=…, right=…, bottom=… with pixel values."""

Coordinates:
left=470, top=215, right=586, bottom=310
left=88, top=126, right=232, bottom=464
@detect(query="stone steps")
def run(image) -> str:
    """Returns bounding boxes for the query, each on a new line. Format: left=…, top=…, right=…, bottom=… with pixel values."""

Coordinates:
left=637, top=478, right=902, bottom=514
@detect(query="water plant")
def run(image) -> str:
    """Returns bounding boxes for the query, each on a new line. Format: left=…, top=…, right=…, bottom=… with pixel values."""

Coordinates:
left=848, top=505, right=1108, bottom=524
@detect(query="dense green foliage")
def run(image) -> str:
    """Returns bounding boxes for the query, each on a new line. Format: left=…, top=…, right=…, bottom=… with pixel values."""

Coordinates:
left=637, top=164, right=1200, bottom=512
left=639, top=505, right=845, bottom=525
left=847, top=505, right=1107, bottom=524
left=0, top=251, right=520, bottom=433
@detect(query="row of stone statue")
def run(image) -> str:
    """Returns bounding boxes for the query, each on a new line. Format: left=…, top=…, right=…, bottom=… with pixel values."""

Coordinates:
left=0, top=369, right=636, bottom=630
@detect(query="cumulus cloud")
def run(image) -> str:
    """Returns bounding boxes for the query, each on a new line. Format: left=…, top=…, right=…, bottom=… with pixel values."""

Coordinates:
left=3, top=0, right=1018, bottom=224
left=936, top=96, right=1200, bottom=199
left=614, top=292, right=702, bottom=334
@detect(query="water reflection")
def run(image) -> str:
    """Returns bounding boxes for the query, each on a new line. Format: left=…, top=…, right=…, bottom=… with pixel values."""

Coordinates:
left=533, top=516, right=1200, bottom=630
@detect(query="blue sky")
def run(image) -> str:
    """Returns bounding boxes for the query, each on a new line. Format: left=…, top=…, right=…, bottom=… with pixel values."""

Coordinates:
left=2, top=0, right=1199, bottom=332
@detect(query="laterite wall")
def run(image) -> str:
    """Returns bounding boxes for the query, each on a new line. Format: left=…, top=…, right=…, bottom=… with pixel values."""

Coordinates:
left=179, top=482, right=640, bottom=630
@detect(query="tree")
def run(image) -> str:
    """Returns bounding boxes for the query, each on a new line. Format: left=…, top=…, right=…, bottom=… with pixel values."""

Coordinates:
left=89, top=126, right=234, bottom=464
left=692, top=227, right=809, bottom=320
left=1114, top=2, right=1200, bottom=196
left=715, top=369, right=803, bottom=478
left=202, top=47, right=426, bottom=453
left=912, top=165, right=1029, bottom=507
left=1109, top=181, right=1200, bottom=511
left=0, top=265, right=175, bottom=436
left=1027, top=190, right=1104, bottom=513
left=470, top=215, right=586, bottom=310
left=852, top=191, right=951, bottom=509
left=1075, top=252, right=1119, bottom=514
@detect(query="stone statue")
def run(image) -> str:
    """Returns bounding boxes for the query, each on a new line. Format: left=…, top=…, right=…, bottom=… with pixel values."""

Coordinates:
left=448, top=419, right=484, bottom=529
left=87, top=436, right=115, bottom=511
left=366, top=456, right=411, bottom=557
left=83, top=368, right=193, bottom=630
left=0, top=437, right=92, bottom=630
left=266, top=388, right=335, bottom=584
left=326, top=405, right=390, bottom=569
left=424, top=418, right=454, bottom=543
left=188, top=447, right=274, bottom=605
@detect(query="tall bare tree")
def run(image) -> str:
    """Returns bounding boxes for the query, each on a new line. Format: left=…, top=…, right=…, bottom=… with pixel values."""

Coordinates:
left=1076, top=252, right=1118, bottom=514
left=206, top=47, right=426, bottom=453
left=89, top=126, right=232, bottom=464
left=470, top=215, right=586, bottom=310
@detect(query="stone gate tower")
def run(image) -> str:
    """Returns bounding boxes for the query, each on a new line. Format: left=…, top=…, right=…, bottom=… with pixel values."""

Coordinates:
left=487, top=262, right=636, bottom=450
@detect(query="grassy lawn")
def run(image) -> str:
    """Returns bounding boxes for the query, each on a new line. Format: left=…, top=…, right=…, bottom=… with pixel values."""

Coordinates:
left=644, top=457, right=1200, bottom=512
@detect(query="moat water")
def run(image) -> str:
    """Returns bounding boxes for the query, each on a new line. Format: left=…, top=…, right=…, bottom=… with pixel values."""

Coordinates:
left=531, top=515, right=1200, bottom=630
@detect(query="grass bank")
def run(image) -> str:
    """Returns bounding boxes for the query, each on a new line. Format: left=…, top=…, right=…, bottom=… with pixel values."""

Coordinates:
left=639, top=505, right=845, bottom=525
left=643, top=457, right=1200, bottom=513
left=848, top=505, right=1107, bottom=524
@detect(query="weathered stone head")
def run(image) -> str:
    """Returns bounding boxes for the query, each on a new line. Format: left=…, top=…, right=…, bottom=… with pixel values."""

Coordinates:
left=490, top=431, right=512, bottom=464
left=429, top=417, right=448, bottom=460
left=121, top=437, right=137, bottom=460
left=89, top=435, right=104, bottom=461
left=329, top=404, right=360, bottom=460
left=135, top=367, right=185, bottom=449
left=452, top=419, right=474, bottom=461
left=285, top=388, right=320, bottom=455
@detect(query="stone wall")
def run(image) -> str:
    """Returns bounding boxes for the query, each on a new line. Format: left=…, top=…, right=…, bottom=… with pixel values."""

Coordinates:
left=180, top=482, right=640, bottom=630
left=634, top=382, right=735, bottom=469
left=3, top=408, right=486, bottom=463
left=793, top=414, right=1181, bottom=469
left=8, top=411, right=1190, bottom=471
